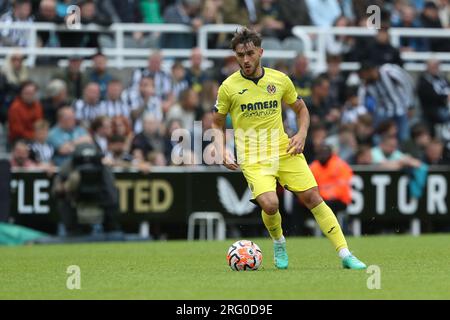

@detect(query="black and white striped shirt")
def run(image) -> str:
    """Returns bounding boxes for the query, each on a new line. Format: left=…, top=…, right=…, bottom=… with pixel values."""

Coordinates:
left=29, top=142, right=54, bottom=164
left=122, top=89, right=163, bottom=133
left=0, top=11, right=33, bottom=47
left=99, top=98, right=131, bottom=118
left=362, top=64, right=415, bottom=117
left=130, top=68, right=172, bottom=99
left=73, top=99, right=103, bottom=124
left=171, top=79, right=189, bottom=101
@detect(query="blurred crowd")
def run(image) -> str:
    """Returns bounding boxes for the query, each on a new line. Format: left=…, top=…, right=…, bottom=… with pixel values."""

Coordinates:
left=1, top=0, right=450, bottom=50
left=0, top=0, right=449, bottom=172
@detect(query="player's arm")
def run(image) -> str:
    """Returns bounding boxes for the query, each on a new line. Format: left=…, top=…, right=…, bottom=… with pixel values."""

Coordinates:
left=212, top=112, right=239, bottom=170
left=286, top=98, right=310, bottom=155
left=212, top=84, right=239, bottom=170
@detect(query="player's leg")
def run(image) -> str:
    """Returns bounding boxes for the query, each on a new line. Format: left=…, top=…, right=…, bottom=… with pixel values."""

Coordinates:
left=256, top=191, right=282, bottom=239
left=278, top=153, right=366, bottom=269
left=242, top=165, right=288, bottom=269
left=296, top=187, right=366, bottom=270
left=256, top=192, right=289, bottom=269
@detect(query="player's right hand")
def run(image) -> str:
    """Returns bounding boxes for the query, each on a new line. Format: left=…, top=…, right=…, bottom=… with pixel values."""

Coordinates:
left=224, top=149, right=239, bottom=171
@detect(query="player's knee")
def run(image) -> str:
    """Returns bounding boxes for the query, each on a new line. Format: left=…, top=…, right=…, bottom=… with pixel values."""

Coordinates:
left=260, top=199, right=279, bottom=215
left=300, top=188, right=323, bottom=209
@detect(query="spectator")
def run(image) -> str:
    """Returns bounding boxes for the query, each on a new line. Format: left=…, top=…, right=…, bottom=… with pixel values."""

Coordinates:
left=90, top=116, right=112, bottom=155
left=55, top=0, right=71, bottom=18
left=424, top=138, right=447, bottom=164
left=99, top=79, right=131, bottom=118
left=222, top=0, right=257, bottom=26
left=0, top=0, right=33, bottom=47
left=108, top=0, right=142, bottom=23
left=126, top=76, right=163, bottom=134
left=73, top=82, right=103, bottom=127
left=278, top=0, right=311, bottom=34
left=214, top=55, right=240, bottom=84
left=310, top=144, right=353, bottom=216
left=10, top=140, right=38, bottom=168
left=59, top=0, right=112, bottom=48
left=290, top=55, right=313, bottom=101
left=88, top=52, right=113, bottom=100
left=304, top=124, right=328, bottom=163
left=402, top=122, right=432, bottom=160
left=360, top=26, right=403, bottom=67
left=52, top=55, right=89, bottom=101
left=321, top=54, right=347, bottom=107
left=393, top=5, right=427, bottom=52
left=34, top=0, right=64, bottom=49
left=254, top=0, right=286, bottom=39
left=111, top=115, right=134, bottom=152
left=420, top=1, right=450, bottom=51
left=326, top=16, right=356, bottom=60
left=417, top=59, right=450, bottom=125
left=306, top=0, right=341, bottom=27
left=162, top=0, right=203, bottom=48
left=42, top=79, right=69, bottom=126
left=327, top=125, right=358, bottom=164
left=29, top=119, right=54, bottom=165
left=436, top=0, right=450, bottom=28
left=170, top=61, right=190, bottom=101
left=371, top=135, right=422, bottom=169
left=47, top=106, right=92, bottom=166
left=1, top=52, right=29, bottom=109
left=163, top=118, right=183, bottom=164
left=0, top=1, right=11, bottom=15
left=201, top=0, right=227, bottom=48
left=358, top=62, right=414, bottom=142
left=141, top=0, right=164, bottom=24
left=185, top=48, right=210, bottom=94
left=199, top=80, right=219, bottom=113
left=131, top=114, right=167, bottom=166
left=166, top=88, right=203, bottom=133
left=304, top=76, right=340, bottom=133
left=341, top=87, right=368, bottom=125
left=355, top=144, right=373, bottom=165
left=104, top=134, right=151, bottom=172
left=129, top=51, right=173, bottom=113
left=8, top=81, right=43, bottom=144
left=355, top=114, right=374, bottom=146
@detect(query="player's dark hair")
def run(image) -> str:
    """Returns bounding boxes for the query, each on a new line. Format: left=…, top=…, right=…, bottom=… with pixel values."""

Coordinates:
left=230, top=27, right=262, bottom=51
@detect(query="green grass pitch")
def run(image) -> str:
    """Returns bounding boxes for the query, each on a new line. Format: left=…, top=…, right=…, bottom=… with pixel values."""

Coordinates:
left=0, top=234, right=449, bottom=299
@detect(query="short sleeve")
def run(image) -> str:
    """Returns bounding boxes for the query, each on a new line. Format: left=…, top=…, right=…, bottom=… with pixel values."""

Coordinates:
left=282, top=75, right=300, bottom=105
left=214, top=84, right=231, bottom=115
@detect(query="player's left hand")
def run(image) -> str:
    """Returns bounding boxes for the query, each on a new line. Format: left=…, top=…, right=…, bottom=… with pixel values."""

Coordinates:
left=287, top=133, right=306, bottom=156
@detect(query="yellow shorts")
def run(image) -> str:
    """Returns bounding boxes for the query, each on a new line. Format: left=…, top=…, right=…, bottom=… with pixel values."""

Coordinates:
left=241, top=153, right=318, bottom=199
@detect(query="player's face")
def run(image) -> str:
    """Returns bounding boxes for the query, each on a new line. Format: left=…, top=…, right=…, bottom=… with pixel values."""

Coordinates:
left=234, top=42, right=263, bottom=77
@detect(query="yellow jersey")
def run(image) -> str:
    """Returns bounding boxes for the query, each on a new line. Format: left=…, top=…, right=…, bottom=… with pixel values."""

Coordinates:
left=215, top=67, right=299, bottom=165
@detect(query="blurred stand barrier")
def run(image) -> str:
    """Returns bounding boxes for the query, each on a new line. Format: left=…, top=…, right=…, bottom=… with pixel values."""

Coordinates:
left=0, top=155, right=11, bottom=223
left=0, top=23, right=450, bottom=72
left=8, top=166, right=450, bottom=238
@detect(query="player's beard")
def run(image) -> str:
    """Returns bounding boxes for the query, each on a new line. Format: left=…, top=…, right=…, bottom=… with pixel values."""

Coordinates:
left=241, top=61, right=260, bottom=78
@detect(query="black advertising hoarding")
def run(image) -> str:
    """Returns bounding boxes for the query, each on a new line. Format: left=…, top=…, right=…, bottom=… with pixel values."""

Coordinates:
left=0, top=159, right=11, bottom=222
left=8, top=167, right=450, bottom=235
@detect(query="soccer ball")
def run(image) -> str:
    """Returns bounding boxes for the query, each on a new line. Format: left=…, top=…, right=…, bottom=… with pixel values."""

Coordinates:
left=226, top=240, right=263, bottom=271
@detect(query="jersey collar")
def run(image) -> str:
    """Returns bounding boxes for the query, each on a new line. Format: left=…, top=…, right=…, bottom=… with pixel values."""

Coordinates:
left=240, top=67, right=265, bottom=85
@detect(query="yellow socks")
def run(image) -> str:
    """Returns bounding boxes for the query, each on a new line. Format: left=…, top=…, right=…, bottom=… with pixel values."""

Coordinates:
left=261, top=210, right=283, bottom=240
left=311, top=202, right=348, bottom=252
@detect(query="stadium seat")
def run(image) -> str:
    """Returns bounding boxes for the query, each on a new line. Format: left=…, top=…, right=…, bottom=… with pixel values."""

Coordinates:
left=99, top=35, right=115, bottom=48
left=282, top=37, right=305, bottom=53
left=262, top=37, right=282, bottom=50
left=188, top=212, right=226, bottom=241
